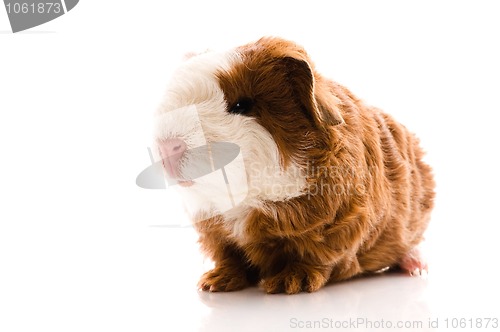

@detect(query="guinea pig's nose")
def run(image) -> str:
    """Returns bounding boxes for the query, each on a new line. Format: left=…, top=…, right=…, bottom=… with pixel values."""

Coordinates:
left=158, top=138, right=187, bottom=178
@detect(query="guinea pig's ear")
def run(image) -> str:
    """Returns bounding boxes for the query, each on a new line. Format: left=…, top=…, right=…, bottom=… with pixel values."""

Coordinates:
left=280, top=56, right=344, bottom=128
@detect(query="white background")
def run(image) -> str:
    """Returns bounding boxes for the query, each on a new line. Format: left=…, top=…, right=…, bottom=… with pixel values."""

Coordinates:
left=1, top=1, right=499, bottom=331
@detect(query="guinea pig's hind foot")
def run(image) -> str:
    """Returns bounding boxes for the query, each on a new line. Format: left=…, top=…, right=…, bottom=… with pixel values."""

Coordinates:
left=398, top=246, right=428, bottom=277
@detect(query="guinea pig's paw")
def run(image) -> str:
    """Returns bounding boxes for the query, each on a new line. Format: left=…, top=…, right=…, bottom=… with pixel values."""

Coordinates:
left=398, top=246, right=428, bottom=277
left=261, top=264, right=328, bottom=294
left=198, top=266, right=250, bottom=292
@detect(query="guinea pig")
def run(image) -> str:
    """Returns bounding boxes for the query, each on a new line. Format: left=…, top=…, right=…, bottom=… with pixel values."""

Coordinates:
left=154, top=37, right=435, bottom=294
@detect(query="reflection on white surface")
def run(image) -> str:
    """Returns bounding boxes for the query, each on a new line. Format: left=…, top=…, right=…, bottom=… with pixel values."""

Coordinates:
left=197, top=274, right=430, bottom=332
left=158, top=228, right=499, bottom=332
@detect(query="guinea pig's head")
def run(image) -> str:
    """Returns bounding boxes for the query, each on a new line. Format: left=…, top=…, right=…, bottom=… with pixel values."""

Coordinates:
left=154, top=37, right=344, bottom=217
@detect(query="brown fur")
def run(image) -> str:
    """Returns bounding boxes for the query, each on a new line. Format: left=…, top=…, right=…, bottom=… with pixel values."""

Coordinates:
left=195, top=37, right=435, bottom=294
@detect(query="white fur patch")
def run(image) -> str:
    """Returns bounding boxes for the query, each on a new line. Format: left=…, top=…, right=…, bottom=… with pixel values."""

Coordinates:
left=154, top=50, right=307, bottom=239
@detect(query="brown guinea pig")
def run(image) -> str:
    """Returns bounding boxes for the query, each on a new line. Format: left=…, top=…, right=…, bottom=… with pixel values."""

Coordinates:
left=154, top=37, right=435, bottom=294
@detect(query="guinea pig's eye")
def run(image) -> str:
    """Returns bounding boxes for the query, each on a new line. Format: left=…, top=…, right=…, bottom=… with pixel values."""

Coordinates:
left=229, top=97, right=254, bottom=115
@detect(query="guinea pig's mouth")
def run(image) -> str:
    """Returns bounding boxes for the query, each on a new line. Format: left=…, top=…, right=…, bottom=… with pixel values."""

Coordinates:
left=159, top=141, right=241, bottom=188
left=177, top=179, right=194, bottom=187
left=163, top=170, right=195, bottom=187
left=157, top=148, right=194, bottom=187
left=161, top=158, right=195, bottom=187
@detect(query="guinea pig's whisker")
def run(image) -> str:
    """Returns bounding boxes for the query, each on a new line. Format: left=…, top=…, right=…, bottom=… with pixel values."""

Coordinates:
left=179, top=149, right=213, bottom=180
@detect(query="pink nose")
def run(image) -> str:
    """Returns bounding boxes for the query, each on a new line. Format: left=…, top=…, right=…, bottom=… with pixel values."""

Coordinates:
left=158, top=138, right=187, bottom=178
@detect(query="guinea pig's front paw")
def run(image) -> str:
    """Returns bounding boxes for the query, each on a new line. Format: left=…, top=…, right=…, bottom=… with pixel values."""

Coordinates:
left=261, top=264, right=329, bottom=294
left=198, top=266, right=251, bottom=292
